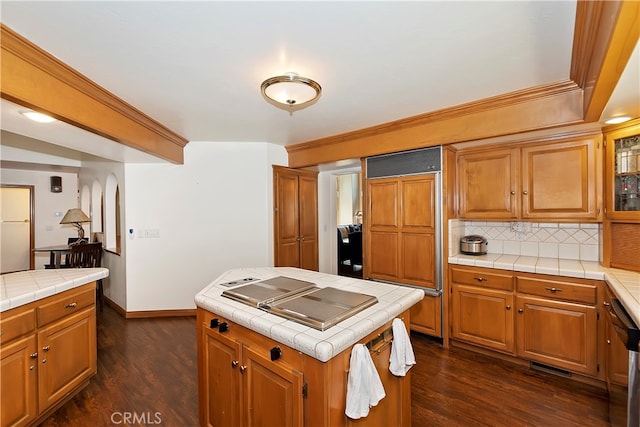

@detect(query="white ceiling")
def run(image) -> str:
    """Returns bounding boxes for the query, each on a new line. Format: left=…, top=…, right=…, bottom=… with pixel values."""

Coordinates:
left=0, top=1, right=638, bottom=164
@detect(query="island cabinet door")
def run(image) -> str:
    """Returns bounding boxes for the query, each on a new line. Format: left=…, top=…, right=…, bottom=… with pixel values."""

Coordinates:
left=0, top=335, right=37, bottom=427
left=200, top=327, right=242, bottom=427
left=36, top=307, right=96, bottom=413
left=242, top=344, right=303, bottom=427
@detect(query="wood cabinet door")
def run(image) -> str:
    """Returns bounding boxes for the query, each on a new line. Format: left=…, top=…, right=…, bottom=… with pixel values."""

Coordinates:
left=243, top=345, right=303, bottom=427
left=400, top=232, right=435, bottom=287
left=298, top=174, right=318, bottom=271
left=200, top=326, right=242, bottom=427
left=604, top=313, right=629, bottom=387
left=367, top=179, right=399, bottom=280
left=410, top=294, right=442, bottom=337
left=451, top=284, right=515, bottom=353
left=37, top=307, right=96, bottom=412
left=457, top=148, right=518, bottom=219
left=516, top=295, right=597, bottom=376
left=400, top=176, right=435, bottom=230
left=0, top=335, right=37, bottom=427
left=521, top=138, right=599, bottom=220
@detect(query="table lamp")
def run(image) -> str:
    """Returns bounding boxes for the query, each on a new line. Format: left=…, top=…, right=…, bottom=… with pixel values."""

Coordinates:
left=60, top=208, right=91, bottom=244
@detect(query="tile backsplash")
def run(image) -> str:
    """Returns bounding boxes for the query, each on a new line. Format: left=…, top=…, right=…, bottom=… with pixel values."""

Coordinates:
left=449, top=220, right=602, bottom=262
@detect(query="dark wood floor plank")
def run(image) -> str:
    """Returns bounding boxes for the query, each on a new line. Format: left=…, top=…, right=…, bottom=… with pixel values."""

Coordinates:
left=39, top=306, right=610, bottom=426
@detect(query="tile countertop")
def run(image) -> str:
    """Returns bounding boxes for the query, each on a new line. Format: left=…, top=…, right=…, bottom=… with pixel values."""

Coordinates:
left=448, top=254, right=640, bottom=326
left=194, top=267, right=424, bottom=363
left=0, top=268, right=109, bottom=313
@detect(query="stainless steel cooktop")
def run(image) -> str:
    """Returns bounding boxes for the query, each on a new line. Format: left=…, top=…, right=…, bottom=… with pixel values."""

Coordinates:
left=221, top=276, right=378, bottom=331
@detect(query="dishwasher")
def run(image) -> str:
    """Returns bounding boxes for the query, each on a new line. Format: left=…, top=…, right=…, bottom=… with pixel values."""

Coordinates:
left=608, top=297, right=640, bottom=427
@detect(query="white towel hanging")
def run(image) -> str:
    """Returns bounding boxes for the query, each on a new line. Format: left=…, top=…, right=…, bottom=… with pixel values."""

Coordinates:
left=345, top=343, right=386, bottom=419
left=389, top=318, right=416, bottom=376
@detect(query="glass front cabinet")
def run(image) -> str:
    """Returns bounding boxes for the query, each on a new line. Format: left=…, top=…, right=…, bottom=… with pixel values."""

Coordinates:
left=604, top=118, right=640, bottom=220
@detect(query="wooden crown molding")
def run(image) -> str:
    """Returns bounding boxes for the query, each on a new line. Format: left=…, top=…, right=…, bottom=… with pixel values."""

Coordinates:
left=0, top=24, right=188, bottom=164
left=286, top=80, right=584, bottom=168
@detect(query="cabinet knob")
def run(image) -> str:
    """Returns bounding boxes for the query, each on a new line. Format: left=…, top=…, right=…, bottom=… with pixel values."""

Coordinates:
left=30, top=352, right=38, bottom=359
left=210, top=318, right=220, bottom=328
left=474, top=277, right=487, bottom=282
left=518, top=308, right=524, bottom=314
left=506, top=305, right=511, bottom=310
left=231, top=360, right=239, bottom=368
left=42, top=345, right=50, bottom=352
left=240, top=365, right=247, bottom=373
left=65, top=302, right=77, bottom=308
left=30, top=366, right=35, bottom=371
left=270, top=346, right=282, bottom=361
left=510, top=191, right=516, bottom=195
left=544, top=287, right=562, bottom=293
left=522, top=190, right=528, bottom=195
left=42, top=358, right=47, bottom=364
left=607, top=340, right=611, bottom=345
left=603, top=301, right=611, bottom=307
left=218, top=322, right=229, bottom=333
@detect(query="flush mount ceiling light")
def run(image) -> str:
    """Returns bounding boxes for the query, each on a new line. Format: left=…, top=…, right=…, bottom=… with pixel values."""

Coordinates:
left=20, top=110, right=57, bottom=123
left=604, top=116, right=632, bottom=125
left=260, top=72, right=321, bottom=110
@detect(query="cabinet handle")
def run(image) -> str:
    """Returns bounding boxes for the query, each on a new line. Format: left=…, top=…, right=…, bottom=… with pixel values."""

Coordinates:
left=210, top=318, right=220, bottom=328
left=42, top=358, right=47, bottom=364
left=30, top=352, right=38, bottom=359
left=607, top=340, right=611, bottom=345
left=603, top=301, right=611, bottom=307
left=518, top=309, right=524, bottom=313
left=231, top=360, right=239, bottom=368
left=510, top=191, right=516, bottom=195
left=506, top=305, right=511, bottom=310
left=240, top=365, right=247, bottom=373
left=474, top=277, right=487, bottom=282
left=42, top=345, right=50, bottom=352
left=544, top=287, right=562, bottom=293
left=522, top=190, right=528, bottom=195
left=30, top=366, right=35, bottom=371
left=218, top=322, right=229, bottom=333
left=65, top=302, right=77, bottom=308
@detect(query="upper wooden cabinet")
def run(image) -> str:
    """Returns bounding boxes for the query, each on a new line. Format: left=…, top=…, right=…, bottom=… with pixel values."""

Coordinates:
left=457, top=135, right=602, bottom=221
left=366, top=174, right=436, bottom=288
left=604, top=119, right=640, bottom=221
left=273, top=166, right=319, bottom=271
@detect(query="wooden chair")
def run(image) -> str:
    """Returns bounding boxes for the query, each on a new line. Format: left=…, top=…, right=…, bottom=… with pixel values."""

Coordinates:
left=69, top=242, right=104, bottom=311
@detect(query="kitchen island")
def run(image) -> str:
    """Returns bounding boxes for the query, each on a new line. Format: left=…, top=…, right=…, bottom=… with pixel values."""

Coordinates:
left=195, top=267, right=424, bottom=427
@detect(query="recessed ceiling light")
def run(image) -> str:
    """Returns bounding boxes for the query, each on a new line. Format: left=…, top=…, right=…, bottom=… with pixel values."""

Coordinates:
left=604, top=116, right=631, bottom=125
left=20, top=110, right=57, bottom=123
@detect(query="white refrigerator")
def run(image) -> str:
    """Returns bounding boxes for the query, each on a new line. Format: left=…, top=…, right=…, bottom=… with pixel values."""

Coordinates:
left=1, top=187, right=31, bottom=273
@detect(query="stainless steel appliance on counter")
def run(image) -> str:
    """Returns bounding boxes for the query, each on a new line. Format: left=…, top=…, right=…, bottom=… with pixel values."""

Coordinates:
left=460, top=235, right=488, bottom=255
left=608, top=298, right=640, bottom=427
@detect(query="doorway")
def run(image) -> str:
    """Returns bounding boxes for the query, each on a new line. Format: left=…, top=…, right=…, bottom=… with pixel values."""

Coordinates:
left=336, top=173, right=363, bottom=278
left=1, top=185, right=34, bottom=273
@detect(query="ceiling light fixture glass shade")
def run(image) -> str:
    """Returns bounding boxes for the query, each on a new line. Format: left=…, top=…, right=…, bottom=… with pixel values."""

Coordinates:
left=260, top=73, right=321, bottom=110
left=604, top=116, right=632, bottom=125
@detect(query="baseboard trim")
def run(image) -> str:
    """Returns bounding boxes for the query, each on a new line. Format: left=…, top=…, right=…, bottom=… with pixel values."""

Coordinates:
left=103, top=296, right=196, bottom=318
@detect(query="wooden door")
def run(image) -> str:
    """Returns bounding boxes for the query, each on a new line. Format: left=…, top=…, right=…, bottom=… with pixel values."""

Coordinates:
left=457, top=148, right=519, bottom=219
left=273, top=167, right=318, bottom=270
left=243, top=345, right=303, bottom=427
left=37, top=308, right=96, bottom=412
left=410, top=294, right=442, bottom=337
left=451, top=284, right=515, bottom=353
left=516, top=295, right=597, bottom=376
left=521, top=138, right=599, bottom=220
left=298, top=174, right=318, bottom=271
left=200, top=326, right=242, bottom=427
left=367, top=179, right=399, bottom=280
left=0, top=335, right=37, bottom=427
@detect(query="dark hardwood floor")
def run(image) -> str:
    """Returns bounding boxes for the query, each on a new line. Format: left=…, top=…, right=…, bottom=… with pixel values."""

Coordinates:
left=41, top=305, right=610, bottom=426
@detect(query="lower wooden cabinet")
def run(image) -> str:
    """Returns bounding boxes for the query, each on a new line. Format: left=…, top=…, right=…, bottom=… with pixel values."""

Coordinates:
left=197, top=308, right=412, bottom=427
left=449, top=265, right=605, bottom=379
left=409, top=293, right=442, bottom=337
left=604, top=287, right=629, bottom=387
left=515, top=295, right=598, bottom=376
left=0, top=283, right=97, bottom=427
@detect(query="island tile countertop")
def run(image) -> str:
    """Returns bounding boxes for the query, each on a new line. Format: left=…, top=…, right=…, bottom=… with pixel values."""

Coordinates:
left=449, top=254, right=640, bottom=326
left=0, top=268, right=109, bottom=313
left=195, top=267, right=424, bottom=362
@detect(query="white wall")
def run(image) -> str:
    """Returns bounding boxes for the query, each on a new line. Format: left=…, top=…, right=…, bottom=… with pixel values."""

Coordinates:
left=123, top=141, right=287, bottom=312
left=1, top=168, right=79, bottom=269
